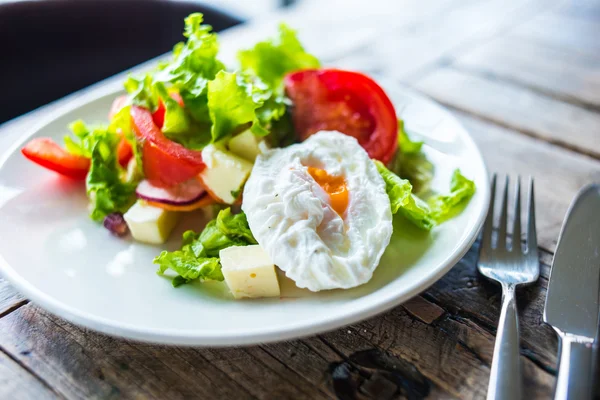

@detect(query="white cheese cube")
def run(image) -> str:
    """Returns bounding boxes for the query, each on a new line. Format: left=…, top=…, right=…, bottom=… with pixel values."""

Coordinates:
left=199, top=144, right=253, bottom=204
left=227, top=129, right=269, bottom=162
left=124, top=201, right=181, bottom=244
left=220, top=245, right=280, bottom=299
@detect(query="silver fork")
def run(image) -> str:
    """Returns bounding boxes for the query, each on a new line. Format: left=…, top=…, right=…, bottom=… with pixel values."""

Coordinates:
left=478, top=175, right=539, bottom=400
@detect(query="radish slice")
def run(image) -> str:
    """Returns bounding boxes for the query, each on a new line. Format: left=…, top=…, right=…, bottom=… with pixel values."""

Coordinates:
left=146, top=195, right=214, bottom=212
left=136, top=178, right=206, bottom=205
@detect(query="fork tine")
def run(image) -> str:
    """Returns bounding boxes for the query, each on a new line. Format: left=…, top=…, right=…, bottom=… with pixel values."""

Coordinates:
left=526, top=177, right=537, bottom=253
left=481, top=174, right=496, bottom=252
left=512, top=177, right=522, bottom=252
left=497, top=176, right=509, bottom=250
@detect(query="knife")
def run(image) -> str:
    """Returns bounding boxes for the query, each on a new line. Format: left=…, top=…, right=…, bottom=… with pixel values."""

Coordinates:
left=544, top=184, right=600, bottom=400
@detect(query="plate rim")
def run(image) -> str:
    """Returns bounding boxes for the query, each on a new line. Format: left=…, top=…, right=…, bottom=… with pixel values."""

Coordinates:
left=0, top=83, right=490, bottom=346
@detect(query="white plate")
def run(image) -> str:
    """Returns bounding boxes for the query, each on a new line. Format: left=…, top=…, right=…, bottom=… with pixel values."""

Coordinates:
left=0, top=83, right=489, bottom=346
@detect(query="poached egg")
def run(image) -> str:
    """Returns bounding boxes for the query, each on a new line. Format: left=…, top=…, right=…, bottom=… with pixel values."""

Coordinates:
left=242, top=131, right=393, bottom=291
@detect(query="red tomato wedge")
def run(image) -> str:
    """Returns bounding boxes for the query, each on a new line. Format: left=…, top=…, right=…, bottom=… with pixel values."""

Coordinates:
left=152, top=92, right=184, bottom=128
left=22, top=135, right=132, bottom=179
left=117, top=138, right=133, bottom=168
left=130, top=105, right=205, bottom=187
left=22, top=138, right=91, bottom=179
left=284, top=69, right=398, bottom=164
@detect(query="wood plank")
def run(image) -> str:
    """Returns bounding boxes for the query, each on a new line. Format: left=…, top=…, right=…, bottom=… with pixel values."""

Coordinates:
left=0, top=241, right=559, bottom=400
left=0, top=304, right=336, bottom=400
left=454, top=33, right=600, bottom=108
left=413, top=67, right=600, bottom=158
left=456, top=112, right=600, bottom=251
left=321, top=303, right=553, bottom=399
left=258, top=339, right=340, bottom=397
left=193, top=346, right=332, bottom=399
left=0, top=351, right=59, bottom=400
left=335, top=0, right=558, bottom=80
left=424, top=241, right=558, bottom=371
left=218, top=0, right=471, bottom=65
left=513, top=11, right=600, bottom=54
left=0, top=277, right=26, bottom=317
left=558, top=0, right=600, bottom=21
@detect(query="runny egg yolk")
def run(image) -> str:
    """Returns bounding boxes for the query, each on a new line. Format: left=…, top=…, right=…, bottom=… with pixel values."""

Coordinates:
left=307, top=167, right=349, bottom=215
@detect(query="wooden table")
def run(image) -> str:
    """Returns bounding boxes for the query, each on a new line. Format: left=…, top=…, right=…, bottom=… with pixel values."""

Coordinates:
left=1, top=0, right=600, bottom=398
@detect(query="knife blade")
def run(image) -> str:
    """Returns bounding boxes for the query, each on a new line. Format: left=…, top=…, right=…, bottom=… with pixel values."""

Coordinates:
left=544, top=184, right=600, bottom=400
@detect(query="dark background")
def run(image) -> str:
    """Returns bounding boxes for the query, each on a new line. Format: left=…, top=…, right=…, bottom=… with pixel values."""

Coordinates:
left=0, top=0, right=245, bottom=124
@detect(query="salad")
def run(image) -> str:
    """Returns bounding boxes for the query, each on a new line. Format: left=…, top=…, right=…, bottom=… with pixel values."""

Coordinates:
left=21, top=14, right=475, bottom=299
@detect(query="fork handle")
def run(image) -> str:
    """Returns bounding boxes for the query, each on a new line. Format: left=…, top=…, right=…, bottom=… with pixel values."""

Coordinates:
left=553, top=334, right=594, bottom=400
left=487, top=283, right=522, bottom=400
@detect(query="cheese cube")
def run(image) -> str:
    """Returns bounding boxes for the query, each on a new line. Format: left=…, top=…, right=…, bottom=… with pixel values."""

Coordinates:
left=220, top=245, right=280, bottom=299
left=124, top=201, right=181, bottom=244
left=199, top=144, right=253, bottom=204
left=227, top=129, right=269, bottom=162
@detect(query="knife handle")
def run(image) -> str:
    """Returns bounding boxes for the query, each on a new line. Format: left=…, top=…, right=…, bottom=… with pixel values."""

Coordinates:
left=554, top=334, right=594, bottom=400
left=487, top=284, right=522, bottom=400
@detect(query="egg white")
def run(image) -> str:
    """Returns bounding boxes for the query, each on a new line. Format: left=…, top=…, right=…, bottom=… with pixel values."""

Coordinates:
left=242, top=131, right=393, bottom=291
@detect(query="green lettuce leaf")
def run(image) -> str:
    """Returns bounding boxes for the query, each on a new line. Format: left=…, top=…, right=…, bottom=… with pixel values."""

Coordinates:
left=124, top=74, right=157, bottom=110
left=154, top=83, right=211, bottom=150
left=124, top=13, right=224, bottom=125
left=107, top=105, right=144, bottom=179
left=214, top=207, right=257, bottom=244
left=398, top=120, right=423, bottom=154
left=207, top=71, right=270, bottom=142
left=155, top=207, right=256, bottom=286
left=152, top=13, right=225, bottom=123
left=86, top=132, right=137, bottom=222
left=428, top=169, right=476, bottom=222
left=376, top=160, right=476, bottom=230
left=237, top=23, right=315, bottom=145
left=63, top=120, right=109, bottom=158
left=154, top=249, right=222, bottom=287
left=375, top=160, right=435, bottom=231
left=122, top=14, right=307, bottom=150
left=238, top=24, right=320, bottom=88
left=392, top=120, right=433, bottom=194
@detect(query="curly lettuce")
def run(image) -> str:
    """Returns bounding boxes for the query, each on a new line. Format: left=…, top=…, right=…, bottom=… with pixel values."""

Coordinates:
left=375, top=161, right=475, bottom=230
left=122, top=14, right=305, bottom=150
left=86, top=131, right=137, bottom=222
left=155, top=208, right=256, bottom=286
left=391, top=120, right=434, bottom=194
left=375, top=160, right=435, bottom=230
left=238, top=24, right=320, bottom=88
left=428, top=170, right=476, bottom=222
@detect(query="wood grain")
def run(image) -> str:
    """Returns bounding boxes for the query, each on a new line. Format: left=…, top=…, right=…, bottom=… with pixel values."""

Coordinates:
left=0, top=242, right=558, bottom=400
left=455, top=33, right=600, bottom=108
left=513, top=11, right=600, bottom=54
left=333, top=0, right=557, bottom=80
left=2, top=0, right=600, bottom=398
left=457, top=113, right=600, bottom=251
left=557, top=0, right=600, bottom=21
left=413, top=67, right=600, bottom=158
left=0, top=304, right=342, bottom=400
left=0, top=350, right=59, bottom=400
left=0, top=277, right=26, bottom=318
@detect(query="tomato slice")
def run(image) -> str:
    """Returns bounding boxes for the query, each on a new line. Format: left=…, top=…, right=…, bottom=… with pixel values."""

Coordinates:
left=117, top=138, right=133, bottom=168
left=284, top=69, right=398, bottom=164
left=152, top=92, right=184, bottom=128
left=22, top=138, right=91, bottom=179
left=130, top=105, right=205, bottom=187
left=22, top=135, right=133, bottom=179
